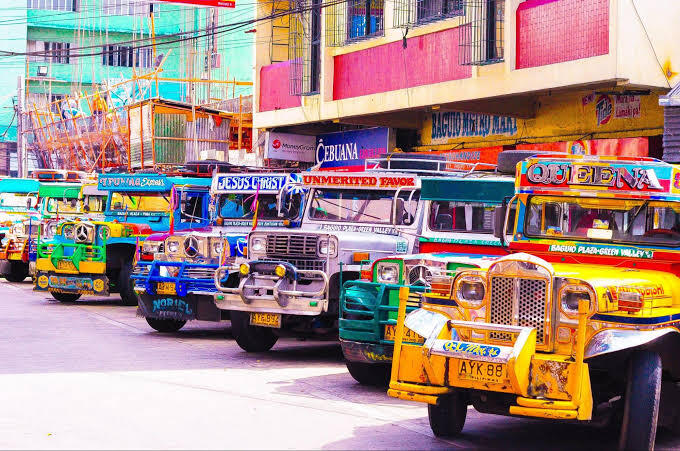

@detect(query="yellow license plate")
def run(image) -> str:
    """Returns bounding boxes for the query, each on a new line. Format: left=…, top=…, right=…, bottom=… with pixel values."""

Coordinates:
left=384, top=324, right=424, bottom=343
left=250, top=312, right=281, bottom=328
left=57, top=260, right=76, bottom=271
left=457, top=360, right=506, bottom=384
left=156, top=282, right=176, bottom=295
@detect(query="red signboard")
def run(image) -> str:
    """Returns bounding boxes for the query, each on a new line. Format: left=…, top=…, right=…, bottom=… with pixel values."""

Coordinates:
left=155, top=0, right=235, bottom=8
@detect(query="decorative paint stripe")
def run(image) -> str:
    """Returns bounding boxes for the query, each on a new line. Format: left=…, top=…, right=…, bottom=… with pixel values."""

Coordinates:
left=592, top=313, right=680, bottom=325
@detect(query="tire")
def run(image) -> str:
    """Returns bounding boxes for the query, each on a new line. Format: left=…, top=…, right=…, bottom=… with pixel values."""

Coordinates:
left=230, top=310, right=278, bottom=352
left=346, top=361, right=391, bottom=387
left=51, top=292, right=81, bottom=303
left=496, top=150, right=565, bottom=175
left=146, top=317, right=186, bottom=333
left=428, top=391, right=468, bottom=438
left=5, top=262, right=29, bottom=283
left=118, top=260, right=138, bottom=306
left=619, top=350, right=662, bottom=451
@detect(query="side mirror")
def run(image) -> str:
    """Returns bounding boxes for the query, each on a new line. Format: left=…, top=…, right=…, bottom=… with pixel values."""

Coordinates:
left=493, top=205, right=506, bottom=239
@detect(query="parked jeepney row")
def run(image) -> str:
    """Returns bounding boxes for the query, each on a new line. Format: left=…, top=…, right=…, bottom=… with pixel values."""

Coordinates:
left=3, top=153, right=679, bottom=450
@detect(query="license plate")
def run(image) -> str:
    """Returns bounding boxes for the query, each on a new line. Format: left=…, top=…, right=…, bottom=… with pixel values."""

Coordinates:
left=384, top=325, right=424, bottom=343
left=156, top=282, right=176, bottom=295
left=57, top=260, right=76, bottom=271
left=250, top=312, right=281, bottom=328
left=457, top=360, right=506, bottom=384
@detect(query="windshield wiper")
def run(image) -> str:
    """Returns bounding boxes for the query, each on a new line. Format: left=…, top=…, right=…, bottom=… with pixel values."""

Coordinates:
left=625, top=200, right=649, bottom=234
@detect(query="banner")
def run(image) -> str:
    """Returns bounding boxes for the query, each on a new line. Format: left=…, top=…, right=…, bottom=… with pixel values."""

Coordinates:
left=155, top=0, right=235, bottom=8
left=264, top=132, right=316, bottom=162
left=316, top=127, right=390, bottom=171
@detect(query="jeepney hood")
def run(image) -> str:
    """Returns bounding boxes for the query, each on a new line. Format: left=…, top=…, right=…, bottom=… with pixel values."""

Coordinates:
left=309, top=228, right=410, bottom=255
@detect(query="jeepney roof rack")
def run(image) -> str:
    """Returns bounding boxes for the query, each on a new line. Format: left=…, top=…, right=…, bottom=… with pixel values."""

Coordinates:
left=365, top=153, right=498, bottom=176
left=31, top=169, right=93, bottom=183
left=155, top=161, right=300, bottom=177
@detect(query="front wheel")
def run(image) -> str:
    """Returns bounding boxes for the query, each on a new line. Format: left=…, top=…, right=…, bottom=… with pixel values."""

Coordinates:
left=619, top=350, right=662, bottom=451
left=118, top=260, right=138, bottom=306
left=230, top=310, right=278, bottom=352
left=5, top=262, right=28, bottom=283
left=428, top=391, right=468, bottom=438
left=146, top=317, right=186, bottom=333
left=346, top=361, right=391, bottom=387
left=51, top=292, right=81, bottom=303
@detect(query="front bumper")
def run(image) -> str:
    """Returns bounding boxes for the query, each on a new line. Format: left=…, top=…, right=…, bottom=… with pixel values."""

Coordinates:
left=213, top=260, right=329, bottom=316
left=34, top=271, right=109, bottom=296
left=388, top=295, right=594, bottom=422
left=137, top=292, right=222, bottom=322
left=132, top=260, right=220, bottom=297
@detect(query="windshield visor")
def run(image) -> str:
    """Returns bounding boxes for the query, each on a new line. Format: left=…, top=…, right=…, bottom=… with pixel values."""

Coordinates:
left=525, top=195, right=680, bottom=246
left=110, top=192, right=170, bottom=213
left=309, top=189, right=419, bottom=225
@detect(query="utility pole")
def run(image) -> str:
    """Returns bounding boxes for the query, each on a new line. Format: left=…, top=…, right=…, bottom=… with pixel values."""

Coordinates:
left=16, top=75, right=24, bottom=178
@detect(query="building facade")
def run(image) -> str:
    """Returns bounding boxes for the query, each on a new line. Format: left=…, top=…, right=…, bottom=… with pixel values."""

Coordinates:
left=252, top=0, right=680, bottom=165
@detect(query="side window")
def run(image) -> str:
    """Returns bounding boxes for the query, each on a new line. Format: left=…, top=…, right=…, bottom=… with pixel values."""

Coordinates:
left=181, top=193, right=204, bottom=223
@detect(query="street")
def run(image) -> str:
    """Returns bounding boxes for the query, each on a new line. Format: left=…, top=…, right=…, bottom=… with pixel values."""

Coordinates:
left=0, top=279, right=677, bottom=450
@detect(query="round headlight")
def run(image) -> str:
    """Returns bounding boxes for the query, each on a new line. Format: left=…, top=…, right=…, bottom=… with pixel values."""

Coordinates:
left=560, top=285, right=594, bottom=317
left=98, top=225, right=110, bottom=241
left=63, top=224, right=74, bottom=239
left=46, top=223, right=57, bottom=238
left=212, top=240, right=224, bottom=256
left=455, top=275, right=487, bottom=307
left=239, top=263, right=250, bottom=276
left=377, top=263, right=399, bottom=283
left=275, top=264, right=287, bottom=278
left=250, top=237, right=266, bottom=253
left=318, top=238, right=337, bottom=257
left=166, top=240, right=180, bottom=253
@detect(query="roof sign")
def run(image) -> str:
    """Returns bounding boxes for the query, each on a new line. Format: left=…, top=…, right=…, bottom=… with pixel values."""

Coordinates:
left=213, top=173, right=301, bottom=193
left=98, top=174, right=170, bottom=192
left=302, top=173, right=418, bottom=189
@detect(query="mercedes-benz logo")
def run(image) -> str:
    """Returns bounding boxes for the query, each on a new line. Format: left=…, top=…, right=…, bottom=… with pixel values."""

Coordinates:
left=75, top=224, right=90, bottom=243
left=408, top=265, right=432, bottom=287
left=184, top=236, right=199, bottom=258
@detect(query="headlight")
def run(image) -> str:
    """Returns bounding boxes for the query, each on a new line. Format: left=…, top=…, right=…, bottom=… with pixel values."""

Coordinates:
left=317, top=237, right=338, bottom=257
left=211, top=239, right=226, bottom=257
left=142, top=241, right=161, bottom=254
left=63, top=224, right=75, bottom=239
left=45, top=223, right=57, bottom=238
left=559, top=284, right=594, bottom=318
left=250, top=236, right=266, bottom=253
left=454, top=275, right=487, bottom=308
left=166, top=239, right=180, bottom=254
left=97, top=225, right=111, bottom=241
left=376, top=262, right=400, bottom=283
left=12, top=223, right=23, bottom=236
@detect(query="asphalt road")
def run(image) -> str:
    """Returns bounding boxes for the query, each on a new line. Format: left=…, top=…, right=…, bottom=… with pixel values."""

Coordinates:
left=1, top=279, right=678, bottom=450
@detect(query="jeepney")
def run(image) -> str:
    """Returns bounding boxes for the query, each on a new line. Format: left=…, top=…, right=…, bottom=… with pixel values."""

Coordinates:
left=34, top=174, right=212, bottom=305
left=214, top=168, right=426, bottom=352
left=340, top=175, right=514, bottom=385
left=132, top=172, right=306, bottom=333
left=388, top=155, right=680, bottom=450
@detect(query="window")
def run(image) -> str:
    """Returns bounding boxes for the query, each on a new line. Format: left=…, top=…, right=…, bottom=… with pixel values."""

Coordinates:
left=102, top=45, right=154, bottom=68
left=288, top=0, right=322, bottom=95
left=180, top=192, right=205, bottom=224
left=394, top=0, right=464, bottom=27
left=110, top=193, right=170, bottom=213
left=27, top=0, right=77, bottom=11
left=217, top=193, right=301, bottom=221
left=429, top=201, right=495, bottom=233
left=28, top=41, right=71, bottom=64
left=309, top=189, right=419, bottom=225
left=102, top=0, right=157, bottom=16
left=347, top=0, right=384, bottom=41
left=459, top=0, right=504, bottom=65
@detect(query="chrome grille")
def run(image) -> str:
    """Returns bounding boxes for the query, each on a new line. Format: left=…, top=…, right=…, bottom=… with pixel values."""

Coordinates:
left=262, top=257, right=326, bottom=272
left=183, top=266, right=216, bottom=279
left=489, top=276, right=548, bottom=344
left=266, top=234, right=318, bottom=258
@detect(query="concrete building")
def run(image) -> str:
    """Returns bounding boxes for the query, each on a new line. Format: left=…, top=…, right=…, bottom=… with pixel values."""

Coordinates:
left=252, top=0, right=680, bottom=167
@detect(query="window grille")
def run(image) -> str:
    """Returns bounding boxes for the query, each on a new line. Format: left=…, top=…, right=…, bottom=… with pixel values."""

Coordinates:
left=459, top=0, right=504, bottom=65
left=28, top=41, right=71, bottom=64
left=394, top=0, right=464, bottom=28
left=326, top=0, right=385, bottom=46
left=27, top=0, right=77, bottom=11
left=289, top=0, right=322, bottom=95
left=101, top=0, right=157, bottom=16
left=102, top=45, right=154, bottom=68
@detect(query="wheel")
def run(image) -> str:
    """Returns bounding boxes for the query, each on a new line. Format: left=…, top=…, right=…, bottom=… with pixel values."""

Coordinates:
left=619, top=350, right=662, bottom=451
left=118, top=260, right=138, bottom=306
left=5, top=262, right=29, bottom=282
left=428, top=391, right=468, bottom=437
left=346, top=361, right=391, bottom=387
left=51, top=292, right=81, bottom=303
left=230, top=310, right=278, bottom=352
left=145, top=317, right=186, bottom=333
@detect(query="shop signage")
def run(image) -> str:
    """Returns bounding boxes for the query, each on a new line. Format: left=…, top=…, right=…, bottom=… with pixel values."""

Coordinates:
left=302, top=174, right=416, bottom=189
left=264, top=132, right=316, bottom=162
left=98, top=174, right=169, bottom=192
left=525, top=162, right=664, bottom=191
left=430, top=112, right=518, bottom=141
left=316, top=127, right=389, bottom=171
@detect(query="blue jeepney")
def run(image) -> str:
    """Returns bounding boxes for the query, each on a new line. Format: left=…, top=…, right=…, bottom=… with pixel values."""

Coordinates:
left=132, top=172, right=306, bottom=333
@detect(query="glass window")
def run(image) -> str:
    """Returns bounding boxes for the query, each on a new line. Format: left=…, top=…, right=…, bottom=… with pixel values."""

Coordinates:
left=429, top=201, right=495, bottom=233
left=28, top=41, right=71, bottom=64
left=83, top=195, right=105, bottom=213
left=28, top=0, right=76, bottom=11
left=524, top=196, right=680, bottom=246
left=46, top=198, right=79, bottom=214
left=347, top=0, right=384, bottom=41
left=416, top=0, right=464, bottom=24
left=218, top=193, right=301, bottom=220
left=180, top=192, right=205, bottom=224
left=109, top=192, right=171, bottom=213
left=309, top=189, right=419, bottom=224
left=0, top=193, right=37, bottom=210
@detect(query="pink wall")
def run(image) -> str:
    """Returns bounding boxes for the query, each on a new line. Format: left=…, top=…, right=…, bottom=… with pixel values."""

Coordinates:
left=259, top=60, right=301, bottom=112
left=333, top=27, right=471, bottom=100
left=516, top=0, right=609, bottom=69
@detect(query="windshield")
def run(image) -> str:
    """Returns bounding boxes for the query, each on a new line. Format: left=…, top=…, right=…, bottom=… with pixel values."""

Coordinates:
left=83, top=195, right=106, bottom=213
left=46, top=198, right=79, bottom=214
left=218, top=193, right=301, bottom=220
left=525, top=196, right=680, bottom=246
left=309, top=189, right=420, bottom=225
left=0, top=193, right=37, bottom=210
left=430, top=201, right=495, bottom=233
left=110, top=192, right=170, bottom=213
